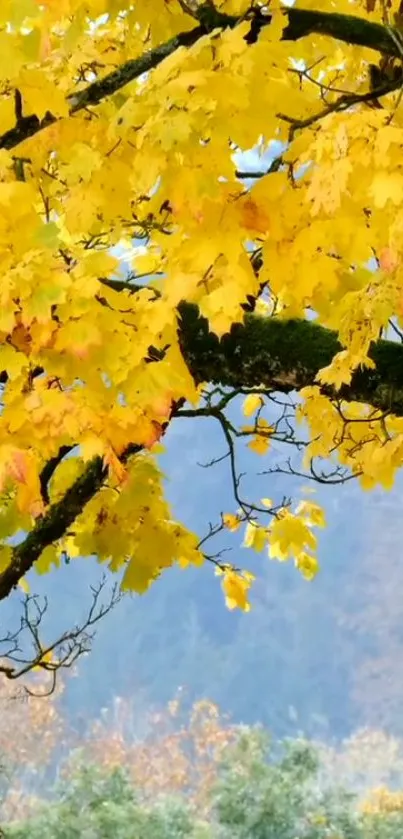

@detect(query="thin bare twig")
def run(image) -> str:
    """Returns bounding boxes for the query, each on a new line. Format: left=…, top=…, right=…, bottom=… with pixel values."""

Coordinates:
left=278, top=76, right=403, bottom=141
left=0, top=576, right=122, bottom=695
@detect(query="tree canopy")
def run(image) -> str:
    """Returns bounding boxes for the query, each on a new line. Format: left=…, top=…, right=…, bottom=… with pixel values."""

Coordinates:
left=0, top=0, right=402, bottom=677
left=7, top=723, right=403, bottom=839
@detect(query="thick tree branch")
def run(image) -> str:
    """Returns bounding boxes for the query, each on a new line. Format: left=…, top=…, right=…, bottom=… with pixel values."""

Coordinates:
left=0, top=444, right=141, bottom=602
left=1, top=307, right=403, bottom=602
left=282, top=7, right=400, bottom=55
left=0, top=7, right=400, bottom=152
left=0, top=28, right=205, bottom=152
left=0, top=3, right=402, bottom=602
left=178, top=304, right=403, bottom=417
left=39, top=444, right=74, bottom=506
left=0, top=457, right=106, bottom=601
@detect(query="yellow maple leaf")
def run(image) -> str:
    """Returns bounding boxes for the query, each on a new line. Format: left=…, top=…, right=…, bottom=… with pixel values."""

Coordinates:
left=62, top=143, right=103, bottom=184
left=370, top=171, right=403, bottom=209
left=296, top=500, right=326, bottom=528
left=55, top=319, right=102, bottom=360
left=18, top=68, right=69, bottom=119
left=243, top=521, right=267, bottom=552
left=0, top=32, right=24, bottom=82
left=316, top=350, right=354, bottom=389
left=295, top=552, right=319, bottom=581
left=268, top=511, right=317, bottom=562
left=0, top=446, right=43, bottom=517
left=36, top=545, right=60, bottom=575
left=242, top=418, right=273, bottom=455
left=242, top=393, right=263, bottom=417
left=0, top=345, right=26, bottom=380
left=221, top=568, right=254, bottom=612
left=223, top=513, right=241, bottom=532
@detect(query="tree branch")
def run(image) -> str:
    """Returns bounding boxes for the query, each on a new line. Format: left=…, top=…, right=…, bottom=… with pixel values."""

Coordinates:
left=1, top=303, right=402, bottom=602
left=0, top=445, right=141, bottom=602
left=0, top=577, right=121, bottom=696
left=0, top=27, right=204, bottom=152
left=0, top=4, right=401, bottom=601
left=3, top=305, right=403, bottom=603
left=281, top=7, right=401, bottom=55
left=0, top=7, right=400, bottom=152
left=177, top=303, right=403, bottom=418
left=39, top=444, right=74, bottom=506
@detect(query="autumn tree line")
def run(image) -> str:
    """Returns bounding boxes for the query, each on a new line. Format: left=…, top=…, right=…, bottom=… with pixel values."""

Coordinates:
left=0, top=675, right=400, bottom=837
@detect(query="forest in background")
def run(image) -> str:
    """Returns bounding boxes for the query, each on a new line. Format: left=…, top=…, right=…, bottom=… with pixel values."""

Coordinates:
left=2, top=674, right=403, bottom=837
left=0, top=363, right=402, bottom=832
left=0, top=349, right=401, bottom=838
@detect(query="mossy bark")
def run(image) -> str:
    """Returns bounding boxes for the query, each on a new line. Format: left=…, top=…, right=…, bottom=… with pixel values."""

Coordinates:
left=1, top=308, right=402, bottom=602
left=283, top=8, right=400, bottom=57
left=178, top=303, right=403, bottom=416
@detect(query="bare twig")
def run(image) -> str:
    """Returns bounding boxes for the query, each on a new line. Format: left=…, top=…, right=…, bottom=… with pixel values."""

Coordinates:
left=278, top=76, right=403, bottom=141
left=235, top=154, right=284, bottom=181
left=0, top=576, right=122, bottom=695
left=259, top=456, right=359, bottom=486
left=174, top=389, right=293, bottom=518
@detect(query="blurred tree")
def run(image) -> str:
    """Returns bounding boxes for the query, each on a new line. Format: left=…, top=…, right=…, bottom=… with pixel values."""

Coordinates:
left=360, top=786, right=403, bottom=838
left=6, top=763, right=204, bottom=839
left=78, top=695, right=237, bottom=817
left=0, top=673, right=64, bottom=822
left=210, top=727, right=361, bottom=839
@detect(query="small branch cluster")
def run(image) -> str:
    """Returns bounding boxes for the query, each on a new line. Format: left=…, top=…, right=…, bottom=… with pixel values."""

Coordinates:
left=0, top=575, right=122, bottom=696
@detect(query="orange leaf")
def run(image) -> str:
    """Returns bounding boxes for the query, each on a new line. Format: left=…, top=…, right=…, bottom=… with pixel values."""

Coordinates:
left=240, top=197, right=270, bottom=235
left=103, top=446, right=128, bottom=485
left=379, top=247, right=398, bottom=273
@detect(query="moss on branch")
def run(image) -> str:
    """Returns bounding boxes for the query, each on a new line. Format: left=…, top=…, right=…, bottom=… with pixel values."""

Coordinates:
left=283, top=8, right=400, bottom=56
left=0, top=4, right=401, bottom=601
left=1, top=308, right=402, bottom=602
left=178, top=303, right=403, bottom=416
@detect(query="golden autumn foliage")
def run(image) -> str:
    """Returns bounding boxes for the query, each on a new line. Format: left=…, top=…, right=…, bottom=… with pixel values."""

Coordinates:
left=1, top=0, right=403, bottom=618
left=79, top=693, right=237, bottom=814
left=0, top=673, right=64, bottom=821
left=4, top=674, right=403, bottom=830
left=316, top=727, right=403, bottom=797
left=361, top=786, right=403, bottom=814
left=0, top=675, right=235, bottom=821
